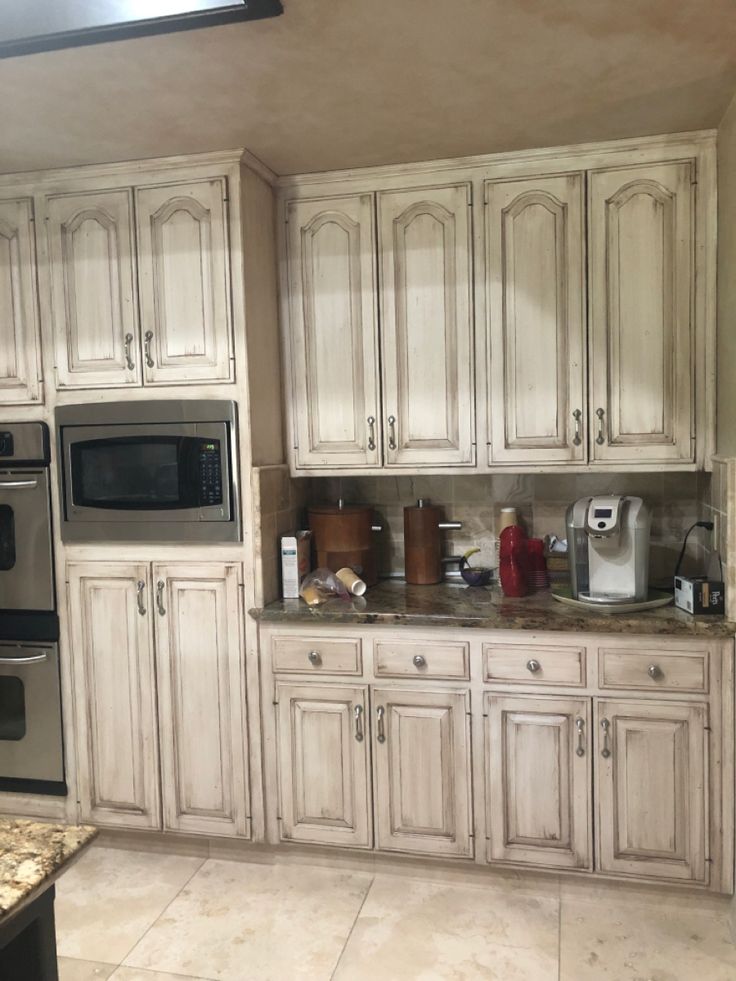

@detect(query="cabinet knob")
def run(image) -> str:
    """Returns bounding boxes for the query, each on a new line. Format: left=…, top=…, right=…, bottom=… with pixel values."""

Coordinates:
left=526, top=658, right=541, bottom=674
left=307, top=650, right=322, bottom=666
left=412, top=654, right=427, bottom=669
left=648, top=663, right=662, bottom=679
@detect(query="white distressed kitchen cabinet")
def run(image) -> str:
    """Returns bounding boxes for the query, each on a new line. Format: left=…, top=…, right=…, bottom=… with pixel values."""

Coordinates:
left=135, top=179, right=234, bottom=385
left=45, top=189, right=140, bottom=389
left=378, top=184, right=475, bottom=467
left=373, top=686, right=473, bottom=857
left=67, top=563, right=160, bottom=830
left=0, top=197, right=42, bottom=403
left=275, top=682, right=372, bottom=847
left=595, top=698, right=707, bottom=883
left=485, top=174, right=586, bottom=464
left=485, top=693, right=591, bottom=869
left=588, top=162, right=695, bottom=463
left=154, top=563, right=250, bottom=837
left=285, top=194, right=381, bottom=468
left=68, top=561, right=250, bottom=838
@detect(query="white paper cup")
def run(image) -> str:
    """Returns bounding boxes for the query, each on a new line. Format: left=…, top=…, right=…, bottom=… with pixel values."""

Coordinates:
left=336, top=567, right=367, bottom=596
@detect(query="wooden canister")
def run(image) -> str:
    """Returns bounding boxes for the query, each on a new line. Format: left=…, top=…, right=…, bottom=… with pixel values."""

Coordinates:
left=404, top=500, right=444, bottom=584
left=308, top=502, right=379, bottom=587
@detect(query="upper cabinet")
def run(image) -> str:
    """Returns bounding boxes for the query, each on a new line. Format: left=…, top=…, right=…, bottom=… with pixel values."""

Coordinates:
left=589, top=162, right=694, bottom=464
left=40, top=175, right=234, bottom=392
left=285, top=194, right=381, bottom=468
left=136, top=179, right=233, bottom=385
left=0, top=197, right=42, bottom=403
left=485, top=174, right=586, bottom=465
left=46, top=189, right=140, bottom=389
left=378, top=185, right=475, bottom=467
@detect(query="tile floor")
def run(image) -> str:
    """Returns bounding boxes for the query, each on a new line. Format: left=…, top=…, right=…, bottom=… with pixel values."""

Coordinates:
left=55, top=844, right=736, bottom=981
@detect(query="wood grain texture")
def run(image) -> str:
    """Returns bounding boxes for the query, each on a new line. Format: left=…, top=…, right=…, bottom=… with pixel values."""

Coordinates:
left=0, top=197, right=42, bottom=403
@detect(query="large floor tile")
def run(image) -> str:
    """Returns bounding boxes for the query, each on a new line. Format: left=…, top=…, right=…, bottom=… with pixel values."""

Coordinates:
left=56, top=846, right=205, bottom=964
left=123, top=858, right=373, bottom=981
left=560, top=898, right=736, bottom=980
left=58, top=959, right=116, bottom=981
left=333, top=873, right=559, bottom=981
left=110, top=969, right=214, bottom=980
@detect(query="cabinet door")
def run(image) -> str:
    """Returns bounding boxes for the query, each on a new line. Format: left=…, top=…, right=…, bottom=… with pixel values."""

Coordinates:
left=0, top=198, right=42, bottom=403
left=485, top=694, right=591, bottom=870
left=596, top=698, right=707, bottom=882
left=136, top=179, right=233, bottom=385
left=373, top=687, right=472, bottom=857
left=46, top=189, right=140, bottom=388
left=589, top=162, right=694, bottom=463
left=154, top=563, right=250, bottom=837
left=378, top=184, right=475, bottom=467
left=285, top=194, right=381, bottom=468
left=486, top=175, right=586, bottom=464
left=67, top=563, right=160, bottom=830
left=275, top=682, right=371, bottom=848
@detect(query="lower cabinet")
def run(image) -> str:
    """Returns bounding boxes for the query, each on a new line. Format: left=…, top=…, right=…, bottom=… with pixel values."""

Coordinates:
left=274, top=681, right=473, bottom=857
left=484, top=694, right=591, bottom=870
left=68, top=561, right=250, bottom=837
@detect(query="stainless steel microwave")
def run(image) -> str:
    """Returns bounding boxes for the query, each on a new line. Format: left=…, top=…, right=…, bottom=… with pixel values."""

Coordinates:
left=56, top=400, right=240, bottom=543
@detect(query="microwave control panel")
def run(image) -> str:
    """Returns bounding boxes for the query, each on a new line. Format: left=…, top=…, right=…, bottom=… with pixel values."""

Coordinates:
left=198, top=442, right=223, bottom=506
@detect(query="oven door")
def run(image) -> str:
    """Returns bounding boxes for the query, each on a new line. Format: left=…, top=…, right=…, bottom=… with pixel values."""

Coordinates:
left=0, top=470, right=54, bottom=612
left=0, top=643, right=65, bottom=793
left=62, top=422, right=231, bottom=524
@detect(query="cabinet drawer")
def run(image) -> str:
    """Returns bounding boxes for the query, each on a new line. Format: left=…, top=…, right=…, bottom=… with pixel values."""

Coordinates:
left=598, top=649, right=709, bottom=693
left=271, top=636, right=362, bottom=675
left=374, top=641, right=469, bottom=680
left=483, top=644, right=586, bottom=686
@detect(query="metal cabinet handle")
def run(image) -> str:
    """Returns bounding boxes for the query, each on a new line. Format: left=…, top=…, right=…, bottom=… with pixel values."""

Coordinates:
left=156, top=580, right=166, bottom=616
left=144, top=330, right=155, bottom=369
left=124, top=332, right=135, bottom=371
left=572, top=408, right=582, bottom=446
left=601, top=718, right=611, bottom=758
left=595, top=407, right=606, bottom=445
left=387, top=415, right=397, bottom=451
left=307, top=650, right=322, bottom=666
left=526, top=658, right=541, bottom=674
left=575, top=717, right=585, bottom=757
left=413, top=654, right=426, bottom=668
left=136, top=580, right=147, bottom=616
left=376, top=705, right=386, bottom=743
left=648, top=664, right=662, bottom=679
left=354, top=704, right=364, bottom=742
left=0, top=480, right=38, bottom=490
left=0, top=653, right=48, bottom=665
left=367, top=416, right=376, bottom=452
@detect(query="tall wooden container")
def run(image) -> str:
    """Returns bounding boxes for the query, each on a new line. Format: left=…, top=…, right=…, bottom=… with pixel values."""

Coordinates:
left=404, top=501, right=445, bottom=584
left=308, top=502, right=379, bottom=587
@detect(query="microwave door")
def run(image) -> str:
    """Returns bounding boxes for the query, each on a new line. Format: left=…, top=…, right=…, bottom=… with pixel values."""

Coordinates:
left=0, top=471, right=54, bottom=612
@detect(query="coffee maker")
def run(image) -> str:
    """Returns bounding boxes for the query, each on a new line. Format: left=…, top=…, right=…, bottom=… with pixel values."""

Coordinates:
left=566, top=496, right=651, bottom=604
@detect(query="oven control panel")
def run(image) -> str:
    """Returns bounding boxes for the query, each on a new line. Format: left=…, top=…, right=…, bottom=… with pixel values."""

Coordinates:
left=198, top=442, right=223, bottom=506
left=0, top=433, right=13, bottom=457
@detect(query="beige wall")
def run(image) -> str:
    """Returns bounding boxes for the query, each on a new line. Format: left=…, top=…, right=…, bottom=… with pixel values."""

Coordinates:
left=718, top=91, right=736, bottom=456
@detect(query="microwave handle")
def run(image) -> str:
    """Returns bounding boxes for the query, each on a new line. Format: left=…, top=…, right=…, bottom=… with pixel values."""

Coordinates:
left=0, top=653, right=48, bottom=665
left=0, top=480, right=38, bottom=490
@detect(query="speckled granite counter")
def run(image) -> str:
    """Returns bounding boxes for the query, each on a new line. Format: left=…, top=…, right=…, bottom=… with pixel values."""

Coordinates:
left=251, top=580, right=736, bottom=637
left=0, top=819, right=97, bottom=917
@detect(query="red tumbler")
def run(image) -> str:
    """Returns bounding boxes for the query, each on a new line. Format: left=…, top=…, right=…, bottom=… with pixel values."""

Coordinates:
left=499, top=525, right=528, bottom=597
left=526, top=538, right=549, bottom=592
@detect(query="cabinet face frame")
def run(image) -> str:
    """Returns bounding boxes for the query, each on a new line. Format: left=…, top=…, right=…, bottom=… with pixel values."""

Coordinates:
left=484, top=693, right=592, bottom=870
left=285, top=193, right=381, bottom=468
left=0, top=197, right=42, bottom=404
left=485, top=173, right=586, bottom=464
left=378, top=183, right=476, bottom=468
left=45, top=188, right=141, bottom=390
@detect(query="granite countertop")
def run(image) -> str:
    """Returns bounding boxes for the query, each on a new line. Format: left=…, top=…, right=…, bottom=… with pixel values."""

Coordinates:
left=251, top=580, right=736, bottom=637
left=0, top=818, right=97, bottom=917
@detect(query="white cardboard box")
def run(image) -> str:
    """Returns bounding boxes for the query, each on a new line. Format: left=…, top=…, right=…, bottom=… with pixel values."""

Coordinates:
left=280, top=531, right=312, bottom=599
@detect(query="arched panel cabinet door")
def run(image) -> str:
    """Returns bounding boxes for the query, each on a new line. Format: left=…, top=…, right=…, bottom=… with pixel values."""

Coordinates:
left=285, top=193, right=381, bottom=469
left=0, top=198, right=42, bottom=403
left=485, top=174, right=586, bottom=464
left=589, top=162, right=695, bottom=463
left=135, top=179, right=234, bottom=385
left=378, top=184, right=475, bottom=468
left=46, top=189, right=141, bottom=389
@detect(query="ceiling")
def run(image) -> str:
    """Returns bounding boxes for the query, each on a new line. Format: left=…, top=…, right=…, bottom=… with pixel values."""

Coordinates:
left=1, top=0, right=736, bottom=177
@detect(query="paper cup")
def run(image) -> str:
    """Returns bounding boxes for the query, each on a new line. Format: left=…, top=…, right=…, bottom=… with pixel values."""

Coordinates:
left=336, top=567, right=367, bottom=596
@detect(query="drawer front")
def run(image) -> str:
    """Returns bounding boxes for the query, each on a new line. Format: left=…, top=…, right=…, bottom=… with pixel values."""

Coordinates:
left=374, top=641, right=470, bottom=680
left=271, top=636, right=362, bottom=675
left=598, top=649, right=709, bottom=693
left=483, top=644, right=586, bottom=686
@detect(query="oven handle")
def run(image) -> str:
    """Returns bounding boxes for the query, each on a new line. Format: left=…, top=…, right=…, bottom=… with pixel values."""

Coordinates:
left=0, top=653, right=48, bottom=665
left=0, top=480, right=38, bottom=490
